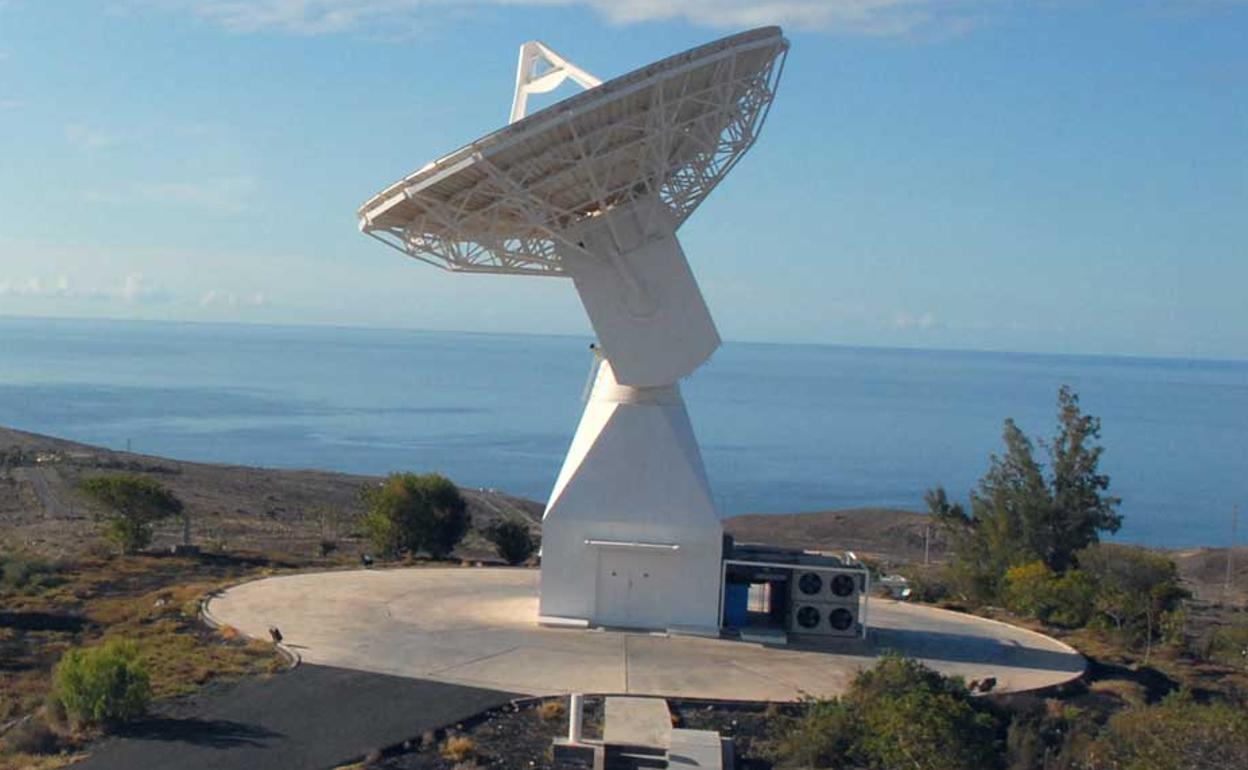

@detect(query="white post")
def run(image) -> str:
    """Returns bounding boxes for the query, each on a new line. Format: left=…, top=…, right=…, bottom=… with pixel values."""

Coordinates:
left=861, top=570, right=870, bottom=639
left=717, top=559, right=727, bottom=629
left=568, top=693, right=584, bottom=744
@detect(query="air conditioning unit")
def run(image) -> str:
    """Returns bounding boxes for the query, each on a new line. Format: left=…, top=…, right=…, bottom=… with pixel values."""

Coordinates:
left=788, top=570, right=862, bottom=638
left=829, top=573, right=858, bottom=599
left=789, top=599, right=859, bottom=637
left=795, top=571, right=824, bottom=598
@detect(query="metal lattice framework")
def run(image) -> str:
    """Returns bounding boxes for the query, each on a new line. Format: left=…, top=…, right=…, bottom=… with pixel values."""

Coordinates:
left=358, top=27, right=788, bottom=276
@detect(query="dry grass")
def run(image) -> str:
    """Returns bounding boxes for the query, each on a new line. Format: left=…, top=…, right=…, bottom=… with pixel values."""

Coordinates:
left=442, top=735, right=477, bottom=762
left=0, top=552, right=290, bottom=765
left=1088, top=679, right=1149, bottom=708
left=537, top=698, right=566, bottom=722
left=0, top=752, right=86, bottom=770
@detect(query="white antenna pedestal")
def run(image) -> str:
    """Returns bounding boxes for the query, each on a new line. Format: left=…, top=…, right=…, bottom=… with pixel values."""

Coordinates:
left=539, top=362, right=723, bottom=631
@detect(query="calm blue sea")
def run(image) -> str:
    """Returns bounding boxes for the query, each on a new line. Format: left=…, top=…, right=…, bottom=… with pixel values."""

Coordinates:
left=1, top=316, right=1244, bottom=547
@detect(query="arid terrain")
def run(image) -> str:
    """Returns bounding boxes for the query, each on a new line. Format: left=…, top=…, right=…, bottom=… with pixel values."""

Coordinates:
left=2, top=424, right=1244, bottom=604
left=0, top=426, right=541, bottom=563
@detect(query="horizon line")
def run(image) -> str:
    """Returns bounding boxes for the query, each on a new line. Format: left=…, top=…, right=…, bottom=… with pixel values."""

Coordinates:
left=3, top=311, right=1246, bottom=367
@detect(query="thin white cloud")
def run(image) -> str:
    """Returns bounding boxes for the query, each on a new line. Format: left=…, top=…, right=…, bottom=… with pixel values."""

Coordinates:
left=83, top=177, right=257, bottom=213
left=65, top=123, right=117, bottom=150
left=0, top=273, right=171, bottom=304
left=139, top=0, right=994, bottom=37
left=892, top=310, right=938, bottom=331
left=0, top=275, right=74, bottom=298
left=199, top=289, right=268, bottom=307
left=118, top=273, right=171, bottom=304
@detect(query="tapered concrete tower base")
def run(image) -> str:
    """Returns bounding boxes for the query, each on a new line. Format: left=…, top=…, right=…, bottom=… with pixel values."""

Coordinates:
left=539, top=362, right=724, bottom=631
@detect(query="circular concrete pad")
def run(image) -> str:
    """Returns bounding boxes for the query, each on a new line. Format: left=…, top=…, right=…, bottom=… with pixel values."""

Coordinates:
left=209, top=567, right=1083, bottom=701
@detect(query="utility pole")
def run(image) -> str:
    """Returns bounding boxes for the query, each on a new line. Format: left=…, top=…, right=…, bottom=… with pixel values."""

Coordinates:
left=924, top=524, right=931, bottom=566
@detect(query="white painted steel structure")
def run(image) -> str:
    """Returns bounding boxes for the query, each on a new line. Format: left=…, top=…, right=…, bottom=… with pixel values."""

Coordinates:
left=358, top=28, right=789, bottom=632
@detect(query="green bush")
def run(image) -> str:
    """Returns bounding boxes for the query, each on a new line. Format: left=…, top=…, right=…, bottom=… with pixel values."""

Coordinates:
left=1077, top=543, right=1187, bottom=645
left=850, top=654, right=1001, bottom=770
left=1003, top=561, right=1094, bottom=627
left=485, top=519, right=536, bottom=565
left=0, top=553, right=59, bottom=592
left=52, top=640, right=151, bottom=728
left=1205, top=614, right=1248, bottom=668
left=1003, top=561, right=1058, bottom=618
left=770, top=698, right=858, bottom=769
left=1048, top=569, right=1096, bottom=627
left=1082, top=691, right=1248, bottom=769
left=361, top=473, right=469, bottom=559
left=770, top=654, right=1001, bottom=770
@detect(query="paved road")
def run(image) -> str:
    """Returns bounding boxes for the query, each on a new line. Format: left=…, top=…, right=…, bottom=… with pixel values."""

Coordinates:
left=76, top=665, right=515, bottom=770
left=13, top=466, right=71, bottom=518
left=209, top=567, right=1085, bottom=701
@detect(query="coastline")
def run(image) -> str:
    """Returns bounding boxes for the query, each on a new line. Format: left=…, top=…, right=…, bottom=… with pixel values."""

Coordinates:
left=2, top=423, right=1242, bottom=604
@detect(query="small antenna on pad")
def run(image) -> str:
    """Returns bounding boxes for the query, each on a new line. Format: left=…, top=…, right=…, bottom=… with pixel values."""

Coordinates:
left=510, top=41, right=602, bottom=123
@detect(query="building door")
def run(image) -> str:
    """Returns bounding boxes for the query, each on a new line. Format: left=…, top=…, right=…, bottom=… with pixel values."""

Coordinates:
left=595, top=549, right=659, bottom=627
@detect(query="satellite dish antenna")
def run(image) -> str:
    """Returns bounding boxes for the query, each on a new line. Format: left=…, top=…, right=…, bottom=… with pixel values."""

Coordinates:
left=359, top=27, right=789, bottom=632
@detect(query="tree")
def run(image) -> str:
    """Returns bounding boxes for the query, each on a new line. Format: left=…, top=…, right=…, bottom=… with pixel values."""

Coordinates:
left=485, top=519, right=536, bottom=565
left=1046, top=386, right=1122, bottom=571
left=928, top=386, right=1121, bottom=602
left=362, top=473, right=469, bottom=559
left=81, top=474, right=183, bottom=555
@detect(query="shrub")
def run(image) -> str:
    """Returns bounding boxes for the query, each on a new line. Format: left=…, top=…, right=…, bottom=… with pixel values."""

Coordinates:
left=1077, top=543, right=1187, bottom=646
left=486, top=520, right=536, bottom=565
left=1003, top=561, right=1058, bottom=618
left=848, top=654, right=1001, bottom=770
left=0, top=553, right=59, bottom=592
left=1047, top=569, right=1096, bottom=627
left=770, top=654, right=1001, bottom=770
left=769, top=697, right=859, bottom=769
left=1204, top=613, right=1248, bottom=668
left=52, top=639, right=151, bottom=728
left=442, top=735, right=476, bottom=762
left=1083, top=691, right=1248, bottom=769
left=361, top=473, right=469, bottom=559
left=1088, top=679, right=1149, bottom=708
left=1003, top=561, right=1094, bottom=627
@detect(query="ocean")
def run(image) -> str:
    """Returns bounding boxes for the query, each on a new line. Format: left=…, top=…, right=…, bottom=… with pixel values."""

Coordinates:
left=1, top=316, right=1244, bottom=547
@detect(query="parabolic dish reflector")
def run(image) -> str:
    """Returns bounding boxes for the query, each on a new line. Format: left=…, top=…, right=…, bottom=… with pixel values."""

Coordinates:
left=357, top=26, right=788, bottom=277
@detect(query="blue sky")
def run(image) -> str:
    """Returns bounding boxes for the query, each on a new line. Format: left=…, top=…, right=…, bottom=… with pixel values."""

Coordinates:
left=0, top=1, right=1245, bottom=359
